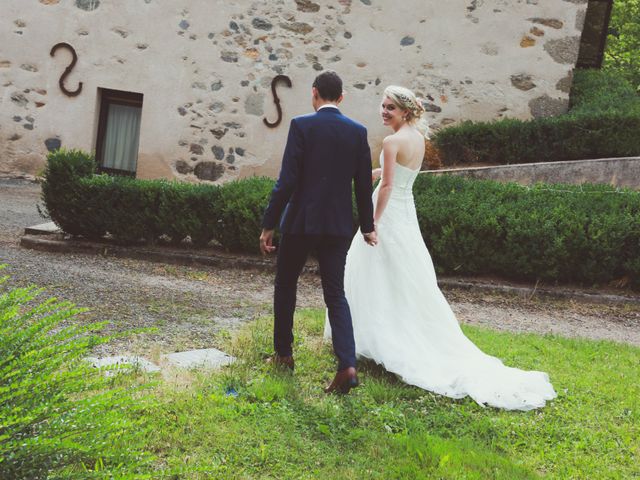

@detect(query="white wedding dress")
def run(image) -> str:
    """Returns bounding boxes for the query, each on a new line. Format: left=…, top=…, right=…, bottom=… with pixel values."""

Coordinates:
left=325, top=154, right=557, bottom=410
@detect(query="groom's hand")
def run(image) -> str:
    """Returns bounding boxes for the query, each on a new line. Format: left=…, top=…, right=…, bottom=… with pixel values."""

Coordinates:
left=260, top=229, right=276, bottom=255
left=363, top=230, right=377, bottom=246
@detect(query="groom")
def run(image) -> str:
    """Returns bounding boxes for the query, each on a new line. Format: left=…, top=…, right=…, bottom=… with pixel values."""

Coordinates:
left=260, top=71, right=377, bottom=394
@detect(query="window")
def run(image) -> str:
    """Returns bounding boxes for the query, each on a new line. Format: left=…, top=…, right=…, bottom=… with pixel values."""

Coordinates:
left=95, top=88, right=143, bottom=176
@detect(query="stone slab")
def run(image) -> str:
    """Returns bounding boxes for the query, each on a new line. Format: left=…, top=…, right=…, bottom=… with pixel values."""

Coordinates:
left=432, top=156, right=640, bottom=190
left=24, top=221, right=61, bottom=235
left=162, top=348, right=236, bottom=370
left=85, top=355, right=161, bottom=375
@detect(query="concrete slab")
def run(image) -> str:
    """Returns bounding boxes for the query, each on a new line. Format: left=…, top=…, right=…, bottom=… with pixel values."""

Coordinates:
left=85, top=355, right=161, bottom=375
left=25, top=221, right=61, bottom=235
left=431, top=156, right=640, bottom=190
left=162, top=348, right=236, bottom=370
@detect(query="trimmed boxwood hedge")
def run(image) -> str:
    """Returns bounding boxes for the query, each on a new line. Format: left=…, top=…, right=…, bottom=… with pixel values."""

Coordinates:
left=41, top=149, right=261, bottom=250
left=413, top=174, right=640, bottom=287
left=41, top=149, right=640, bottom=287
left=432, top=70, right=640, bottom=166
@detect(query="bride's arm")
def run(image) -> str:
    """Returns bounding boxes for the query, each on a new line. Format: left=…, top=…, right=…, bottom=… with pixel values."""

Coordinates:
left=373, top=136, right=397, bottom=225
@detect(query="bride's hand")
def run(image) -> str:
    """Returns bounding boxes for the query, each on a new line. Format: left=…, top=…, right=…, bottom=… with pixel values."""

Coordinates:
left=363, top=230, right=378, bottom=246
left=371, top=168, right=382, bottom=182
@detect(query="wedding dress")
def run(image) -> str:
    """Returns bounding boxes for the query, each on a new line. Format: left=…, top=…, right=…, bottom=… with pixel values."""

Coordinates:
left=325, top=153, right=557, bottom=410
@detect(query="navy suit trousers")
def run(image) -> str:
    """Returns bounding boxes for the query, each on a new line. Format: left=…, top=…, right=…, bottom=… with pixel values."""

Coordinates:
left=274, top=233, right=355, bottom=371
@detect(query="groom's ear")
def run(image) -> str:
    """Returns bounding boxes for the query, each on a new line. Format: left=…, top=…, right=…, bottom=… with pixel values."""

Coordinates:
left=337, top=92, right=344, bottom=104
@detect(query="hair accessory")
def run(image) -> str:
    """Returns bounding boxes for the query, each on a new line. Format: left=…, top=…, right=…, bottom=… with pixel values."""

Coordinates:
left=395, top=91, right=424, bottom=118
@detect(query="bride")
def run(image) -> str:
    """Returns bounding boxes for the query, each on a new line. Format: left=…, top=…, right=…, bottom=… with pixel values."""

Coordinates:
left=326, top=86, right=557, bottom=411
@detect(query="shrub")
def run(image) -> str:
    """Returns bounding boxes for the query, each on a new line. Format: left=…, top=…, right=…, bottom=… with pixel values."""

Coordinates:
left=41, top=150, right=223, bottom=246
left=569, top=69, right=640, bottom=115
left=0, top=271, right=151, bottom=478
left=78, top=176, right=166, bottom=245
left=40, top=149, right=99, bottom=237
left=433, top=112, right=640, bottom=166
left=432, top=69, right=640, bottom=166
left=414, top=174, right=640, bottom=287
left=213, top=176, right=275, bottom=253
left=157, top=182, right=222, bottom=247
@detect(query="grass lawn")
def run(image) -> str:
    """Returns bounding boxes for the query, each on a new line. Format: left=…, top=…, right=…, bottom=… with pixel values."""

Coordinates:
left=140, top=309, right=639, bottom=479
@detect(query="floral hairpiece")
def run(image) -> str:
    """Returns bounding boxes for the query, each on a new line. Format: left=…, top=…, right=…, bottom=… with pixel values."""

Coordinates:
left=395, top=92, right=425, bottom=117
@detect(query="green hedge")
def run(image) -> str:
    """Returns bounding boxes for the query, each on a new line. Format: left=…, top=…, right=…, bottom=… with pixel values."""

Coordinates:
left=433, top=70, right=640, bottom=166
left=41, top=149, right=271, bottom=251
left=40, top=149, right=98, bottom=237
left=214, top=176, right=275, bottom=252
left=42, top=150, right=640, bottom=287
left=413, top=174, right=640, bottom=287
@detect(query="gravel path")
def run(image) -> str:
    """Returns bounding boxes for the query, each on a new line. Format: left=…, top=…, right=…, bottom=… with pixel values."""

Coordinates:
left=1, top=179, right=639, bottom=359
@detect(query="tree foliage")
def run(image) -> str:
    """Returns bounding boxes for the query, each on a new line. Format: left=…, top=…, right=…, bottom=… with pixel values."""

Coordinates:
left=604, top=0, right=640, bottom=90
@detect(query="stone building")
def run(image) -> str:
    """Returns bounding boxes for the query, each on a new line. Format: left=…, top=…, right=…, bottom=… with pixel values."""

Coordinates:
left=0, top=0, right=607, bottom=182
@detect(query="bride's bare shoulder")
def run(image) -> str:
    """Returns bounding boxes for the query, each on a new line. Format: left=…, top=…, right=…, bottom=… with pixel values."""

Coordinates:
left=382, top=133, right=402, bottom=147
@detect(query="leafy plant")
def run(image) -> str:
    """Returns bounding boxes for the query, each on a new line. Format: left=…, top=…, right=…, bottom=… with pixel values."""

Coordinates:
left=604, top=0, right=640, bottom=91
left=0, top=271, right=152, bottom=479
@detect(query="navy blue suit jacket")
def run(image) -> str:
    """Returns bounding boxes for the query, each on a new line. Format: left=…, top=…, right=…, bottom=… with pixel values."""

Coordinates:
left=262, top=107, right=375, bottom=237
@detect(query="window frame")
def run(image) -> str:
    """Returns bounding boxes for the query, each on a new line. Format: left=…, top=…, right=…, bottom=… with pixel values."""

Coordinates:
left=95, top=88, right=144, bottom=177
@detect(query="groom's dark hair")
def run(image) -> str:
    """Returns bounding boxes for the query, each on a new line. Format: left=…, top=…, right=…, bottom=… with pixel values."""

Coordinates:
left=313, top=71, right=343, bottom=101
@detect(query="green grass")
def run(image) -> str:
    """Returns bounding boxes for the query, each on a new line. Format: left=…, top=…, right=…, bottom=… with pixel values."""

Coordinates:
left=140, top=309, right=639, bottom=479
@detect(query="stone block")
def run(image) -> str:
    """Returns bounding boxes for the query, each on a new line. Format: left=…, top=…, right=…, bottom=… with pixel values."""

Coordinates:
left=295, top=0, right=320, bottom=12
left=401, top=36, right=415, bottom=46
left=175, top=159, right=194, bottom=174
left=252, top=17, right=273, bottom=31
left=75, top=0, right=100, bottom=11
left=45, top=138, right=61, bottom=151
left=528, top=17, right=564, bottom=29
left=511, top=74, right=536, bottom=91
left=544, top=36, right=581, bottom=64
left=162, top=348, right=236, bottom=369
left=244, top=93, right=264, bottom=116
left=194, top=161, right=225, bottom=181
left=529, top=94, right=569, bottom=118
left=280, top=22, right=313, bottom=34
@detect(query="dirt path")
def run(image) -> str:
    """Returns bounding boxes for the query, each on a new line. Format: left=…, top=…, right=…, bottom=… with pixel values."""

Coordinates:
left=1, top=179, right=639, bottom=358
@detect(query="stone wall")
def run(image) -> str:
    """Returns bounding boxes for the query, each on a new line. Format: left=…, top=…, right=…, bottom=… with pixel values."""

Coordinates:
left=0, top=0, right=588, bottom=182
left=430, top=157, right=640, bottom=190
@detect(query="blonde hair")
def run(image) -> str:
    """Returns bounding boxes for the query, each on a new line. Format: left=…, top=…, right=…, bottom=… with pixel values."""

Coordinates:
left=383, top=85, right=430, bottom=139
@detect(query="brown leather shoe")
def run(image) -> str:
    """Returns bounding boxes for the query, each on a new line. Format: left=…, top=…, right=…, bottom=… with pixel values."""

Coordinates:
left=324, top=367, right=359, bottom=394
left=266, top=354, right=294, bottom=371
